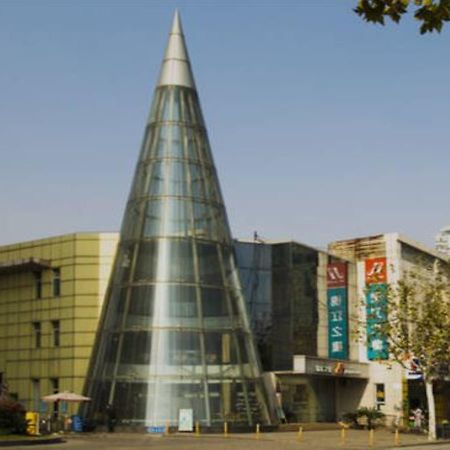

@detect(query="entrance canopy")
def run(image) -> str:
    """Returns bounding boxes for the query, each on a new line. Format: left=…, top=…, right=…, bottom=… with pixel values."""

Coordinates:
left=289, top=355, right=369, bottom=379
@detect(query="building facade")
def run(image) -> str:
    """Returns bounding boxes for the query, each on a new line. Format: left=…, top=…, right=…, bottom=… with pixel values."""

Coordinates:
left=0, top=232, right=118, bottom=416
left=235, top=239, right=367, bottom=423
left=236, top=234, right=450, bottom=426
left=436, top=226, right=450, bottom=258
left=330, top=233, right=450, bottom=425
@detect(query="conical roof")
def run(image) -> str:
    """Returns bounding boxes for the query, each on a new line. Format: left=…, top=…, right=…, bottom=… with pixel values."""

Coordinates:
left=157, top=10, right=195, bottom=89
left=82, top=11, right=273, bottom=428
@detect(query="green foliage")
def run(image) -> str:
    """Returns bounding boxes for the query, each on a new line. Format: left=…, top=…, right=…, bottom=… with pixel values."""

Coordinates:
left=357, top=406, right=386, bottom=429
left=354, top=0, right=450, bottom=33
left=0, top=397, right=28, bottom=435
left=343, top=407, right=385, bottom=429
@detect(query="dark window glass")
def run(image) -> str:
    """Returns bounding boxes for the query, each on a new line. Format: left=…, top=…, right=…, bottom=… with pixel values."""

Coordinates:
left=32, top=322, right=41, bottom=348
left=52, top=268, right=61, bottom=297
left=34, top=272, right=42, bottom=299
left=197, top=243, right=222, bottom=285
left=120, top=331, right=152, bottom=365
left=51, top=320, right=60, bottom=347
left=134, top=241, right=158, bottom=280
left=201, top=288, right=228, bottom=317
left=50, top=378, right=59, bottom=416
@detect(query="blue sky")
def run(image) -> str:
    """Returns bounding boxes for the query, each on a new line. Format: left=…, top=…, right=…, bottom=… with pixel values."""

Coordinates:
left=1, top=0, right=449, bottom=248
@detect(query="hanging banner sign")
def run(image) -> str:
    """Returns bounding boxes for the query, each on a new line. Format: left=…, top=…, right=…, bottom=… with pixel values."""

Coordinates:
left=327, top=263, right=349, bottom=360
left=365, top=257, right=387, bottom=285
left=365, top=258, right=389, bottom=360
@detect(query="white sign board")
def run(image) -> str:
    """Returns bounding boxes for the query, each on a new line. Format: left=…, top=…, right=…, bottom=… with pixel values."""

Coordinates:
left=178, top=409, right=193, bottom=432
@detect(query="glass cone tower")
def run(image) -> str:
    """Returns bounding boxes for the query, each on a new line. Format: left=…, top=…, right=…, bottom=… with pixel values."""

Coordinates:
left=82, top=11, right=272, bottom=428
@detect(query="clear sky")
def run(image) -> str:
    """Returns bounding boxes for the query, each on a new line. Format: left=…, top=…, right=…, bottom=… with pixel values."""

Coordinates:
left=1, top=0, right=449, bottom=248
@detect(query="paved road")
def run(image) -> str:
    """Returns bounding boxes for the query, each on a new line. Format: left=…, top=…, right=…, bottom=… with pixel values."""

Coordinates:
left=6, top=430, right=446, bottom=450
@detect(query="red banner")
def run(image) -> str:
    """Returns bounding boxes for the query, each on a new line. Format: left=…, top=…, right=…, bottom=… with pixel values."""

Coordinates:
left=365, top=257, right=387, bottom=285
left=327, top=263, right=347, bottom=288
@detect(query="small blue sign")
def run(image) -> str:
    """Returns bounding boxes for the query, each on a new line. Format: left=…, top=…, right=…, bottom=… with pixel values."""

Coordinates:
left=147, top=426, right=165, bottom=434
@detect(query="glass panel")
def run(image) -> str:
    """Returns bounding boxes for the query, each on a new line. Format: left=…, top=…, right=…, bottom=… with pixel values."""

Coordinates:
left=155, top=126, right=170, bottom=158
left=148, top=89, right=161, bottom=123
left=120, top=331, right=152, bottom=365
left=163, top=198, right=191, bottom=236
left=193, top=202, right=213, bottom=239
left=167, top=160, right=188, bottom=196
left=185, top=128, right=199, bottom=161
left=161, top=89, right=172, bottom=121
left=169, top=126, right=184, bottom=158
left=124, top=285, right=154, bottom=328
left=114, top=382, right=148, bottom=421
left=134, top=241, right=158, bottom=281
left=143, top=200, right=163, bottom=237
left=189, top=163, right=204, bottom=199
left=172, top=87, right=180, bottom=122
left=197, top=243, right=222, bottom=285
left=135, top=239, right=195, bottom=282
left=148, top=381, right=206, bottom=425
left=201, top=288, right=228, bottom=317
left=147, top=161, right=165, bottom=196
left=179, top=89, right=191, bottom=124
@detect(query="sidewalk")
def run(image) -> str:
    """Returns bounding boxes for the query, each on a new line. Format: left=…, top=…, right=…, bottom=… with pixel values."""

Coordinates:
left=60, top=429, right=449, bottom=450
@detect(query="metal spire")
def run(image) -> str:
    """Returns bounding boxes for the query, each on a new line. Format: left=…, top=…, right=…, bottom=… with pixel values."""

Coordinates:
left=157, top=10, right=196, bottom=89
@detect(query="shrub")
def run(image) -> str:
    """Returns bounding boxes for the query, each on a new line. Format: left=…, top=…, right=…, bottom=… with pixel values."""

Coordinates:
left=357, top=407, right=385, bottom=430
left=0, top=397, right=28, bottom=435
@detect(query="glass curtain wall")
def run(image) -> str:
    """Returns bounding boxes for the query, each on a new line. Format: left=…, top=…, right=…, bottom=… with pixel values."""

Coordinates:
left=82, top=39, right=271, bottom=428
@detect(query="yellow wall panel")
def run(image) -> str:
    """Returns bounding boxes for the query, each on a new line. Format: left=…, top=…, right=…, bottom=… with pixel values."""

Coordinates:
left=75, top=239, right=99, bottom=257
left=74, top=280, right=99, bottom=295
left=75, top=265, right=100, bottom=280
left=0, top=232, right=119, bottom=406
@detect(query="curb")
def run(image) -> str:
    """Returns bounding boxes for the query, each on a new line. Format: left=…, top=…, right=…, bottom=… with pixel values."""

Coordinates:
left=0, top=437, right=65, bottom=447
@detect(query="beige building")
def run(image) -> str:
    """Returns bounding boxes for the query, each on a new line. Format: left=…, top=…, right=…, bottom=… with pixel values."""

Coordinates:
left=330, top=233, right=450, bottom=425
left=0, top=232, right=118, bottom=415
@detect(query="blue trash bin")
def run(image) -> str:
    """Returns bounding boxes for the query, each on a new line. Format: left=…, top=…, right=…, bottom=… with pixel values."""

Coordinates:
left=71, top=415, right=83, bottom=432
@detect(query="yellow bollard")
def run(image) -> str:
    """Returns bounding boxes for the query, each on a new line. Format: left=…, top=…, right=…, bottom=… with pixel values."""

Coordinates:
left=255, top=423, right=260, bottom=439
left=195, top=421, right=200, bottom=436
left=165, top=421, right=170, bottom=436
left=340, top=426, right=347, bottom=445
left=297, top=425, right=303, bottom=441
left=368, top=428, right=374, bottom=447
left=224, top=421, right=228, bottom=437
left=394, top=427, right=400, bottom=446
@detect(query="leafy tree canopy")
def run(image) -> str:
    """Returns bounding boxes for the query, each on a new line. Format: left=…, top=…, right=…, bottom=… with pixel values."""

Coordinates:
left=355, top=0, right=450, bottom=34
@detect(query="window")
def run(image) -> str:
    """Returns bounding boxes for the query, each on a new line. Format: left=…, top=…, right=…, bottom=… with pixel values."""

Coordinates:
left=50, top=378, right=59, bottom=416
left=52, top=268, right=61, bottom=297
left=31, top=378, right=40, bottom=411
left=32, top=322, right=41, bottom=348
left=34, top=272, right=42, bottom=299
left=375, top=383, right=385, bottom=407
left=51, top=320, right=60, bottom=347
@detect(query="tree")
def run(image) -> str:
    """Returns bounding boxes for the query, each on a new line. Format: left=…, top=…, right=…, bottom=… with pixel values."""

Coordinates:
left=361, top=260, right=450, bottom=440
left=354, top=0, right=450, bottom=34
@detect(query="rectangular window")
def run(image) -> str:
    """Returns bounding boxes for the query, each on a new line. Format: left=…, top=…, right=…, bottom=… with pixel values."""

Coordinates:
left=31, top=378, right=40, bottom=411
left=32, top=322, right=41, bottom=348
left=34, top=272, right=42, bottom=299
left=52, top=268, right=61, bottom=297
left=51, top=320, right=60, bottom=347
left=375, top=383, right=385, bottom=406
left=50, top=378, right=59, bottom=416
